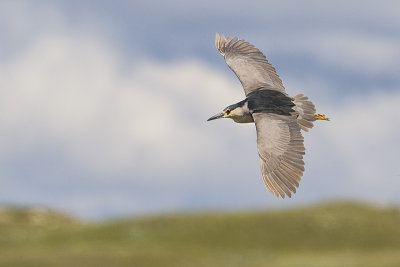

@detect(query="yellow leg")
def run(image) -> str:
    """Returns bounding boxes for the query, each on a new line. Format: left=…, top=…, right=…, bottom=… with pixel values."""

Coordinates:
left=314, top=113, right=330, bottom=121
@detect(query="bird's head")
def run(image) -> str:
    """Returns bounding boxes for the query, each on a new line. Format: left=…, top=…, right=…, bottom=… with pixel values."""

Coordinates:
left=207, top=100, right=251, bottom=122
left=207, top=107, right=232, bottom=121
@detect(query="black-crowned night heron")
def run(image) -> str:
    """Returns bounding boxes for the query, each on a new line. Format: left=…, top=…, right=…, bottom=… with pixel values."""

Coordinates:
left=208, top=33, right=329, bottom=198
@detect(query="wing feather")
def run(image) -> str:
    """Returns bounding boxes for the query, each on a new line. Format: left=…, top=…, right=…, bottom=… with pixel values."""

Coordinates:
left=276, top=167, right=299, bottom=188
left=271, top=172, right=292, bottom=197
left=253, top=113, right=305, bottom=198
left=215, top=33, right=286, bottom=96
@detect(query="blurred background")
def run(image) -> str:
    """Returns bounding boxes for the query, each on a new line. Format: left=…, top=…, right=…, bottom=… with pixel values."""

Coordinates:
left=0, top=1, right=399, bottom=266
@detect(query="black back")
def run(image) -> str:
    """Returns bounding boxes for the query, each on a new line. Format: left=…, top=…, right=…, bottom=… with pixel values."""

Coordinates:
left=247, top=89, right=295, bottom=116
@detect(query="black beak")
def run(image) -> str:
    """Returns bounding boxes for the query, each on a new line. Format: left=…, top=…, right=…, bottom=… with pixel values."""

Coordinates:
left=207, top=112, right=224, bottom=121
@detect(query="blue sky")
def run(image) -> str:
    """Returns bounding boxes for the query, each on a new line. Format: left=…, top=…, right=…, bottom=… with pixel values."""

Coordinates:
left=0, top=1, right=399, bottom=219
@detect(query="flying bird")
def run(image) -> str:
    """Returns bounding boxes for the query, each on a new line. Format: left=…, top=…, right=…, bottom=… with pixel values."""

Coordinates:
left=208, top=33, right=329, bottom=198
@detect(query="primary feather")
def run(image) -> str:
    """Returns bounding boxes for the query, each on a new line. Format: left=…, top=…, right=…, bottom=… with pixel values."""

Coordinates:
left=215, top=32, right=286, bottom=95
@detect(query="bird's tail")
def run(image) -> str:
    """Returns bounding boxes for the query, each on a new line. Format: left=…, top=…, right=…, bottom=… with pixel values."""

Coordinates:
left=292, top=94, right=329, bottom=132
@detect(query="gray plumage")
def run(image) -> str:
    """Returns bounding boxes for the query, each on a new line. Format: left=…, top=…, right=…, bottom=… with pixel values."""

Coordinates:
left=208, top=33, right=328, bottom=198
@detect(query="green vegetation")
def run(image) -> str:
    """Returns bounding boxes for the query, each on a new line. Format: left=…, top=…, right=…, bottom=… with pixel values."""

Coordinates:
left=1, top=202, right=400, bottom=267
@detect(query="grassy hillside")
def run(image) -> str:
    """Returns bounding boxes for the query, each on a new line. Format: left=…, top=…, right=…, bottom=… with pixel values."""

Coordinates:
left=1, top=203, right=400, bottom=267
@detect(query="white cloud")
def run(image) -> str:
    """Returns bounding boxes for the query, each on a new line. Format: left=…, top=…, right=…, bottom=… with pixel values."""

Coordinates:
left=1, top=0, right=400, bottom=219
left=324, top=91, right=400, bottom=184
left=1, top=31, right=399, bottom=205
left=309, top=33, right=400, bottom=74
left=0, top=33, right=247, bottom=179
left=304, top=89, right=400, bottom=202
left=261, top=31, right=400, bottom=76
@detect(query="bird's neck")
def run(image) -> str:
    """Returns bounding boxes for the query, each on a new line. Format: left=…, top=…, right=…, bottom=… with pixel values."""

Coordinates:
left=230, top=100, right=254, bottom=123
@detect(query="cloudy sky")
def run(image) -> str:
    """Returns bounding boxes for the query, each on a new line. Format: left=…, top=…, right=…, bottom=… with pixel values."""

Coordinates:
left=1, top=1, right=399, bottom=219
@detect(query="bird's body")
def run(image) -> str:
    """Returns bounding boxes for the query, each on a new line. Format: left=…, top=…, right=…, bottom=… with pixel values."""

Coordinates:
left=208, top=33, right=328, bottom=198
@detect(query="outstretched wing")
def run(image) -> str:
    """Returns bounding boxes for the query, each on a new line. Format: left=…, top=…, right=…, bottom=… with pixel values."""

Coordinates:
left=253, top=113, right=305, bottom=198
left=215, top=33, right=286, bottom=96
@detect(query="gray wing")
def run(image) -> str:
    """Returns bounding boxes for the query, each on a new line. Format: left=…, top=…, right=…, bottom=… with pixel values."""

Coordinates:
left=253, top=113, right=305, bottom=198
left=215, top=33, right=286, bottom=96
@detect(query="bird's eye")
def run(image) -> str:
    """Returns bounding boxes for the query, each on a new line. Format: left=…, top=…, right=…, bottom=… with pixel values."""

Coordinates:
left=226, top=109, right=231, bottom=115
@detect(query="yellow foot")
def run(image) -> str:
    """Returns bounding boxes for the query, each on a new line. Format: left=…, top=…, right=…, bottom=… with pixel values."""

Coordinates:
left=314, top=113, right=330, bottom=121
